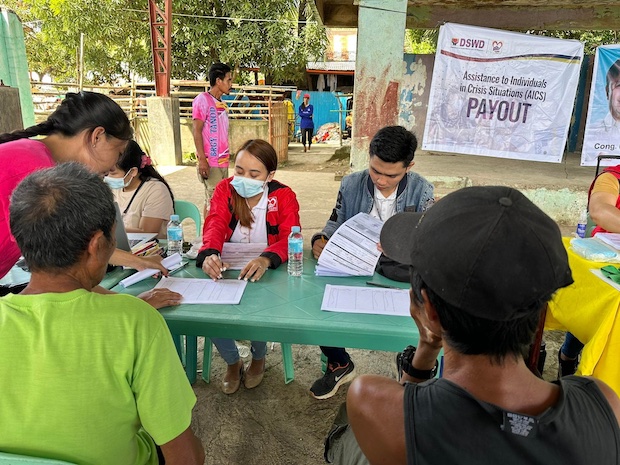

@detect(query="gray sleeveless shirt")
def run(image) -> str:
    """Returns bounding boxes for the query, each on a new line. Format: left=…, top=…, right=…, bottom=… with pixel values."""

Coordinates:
left=404, top=376, right=620, bottom=465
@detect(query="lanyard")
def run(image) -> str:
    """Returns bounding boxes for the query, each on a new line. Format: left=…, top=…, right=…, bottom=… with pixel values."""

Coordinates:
left=123, top=180, right=145, bottom=214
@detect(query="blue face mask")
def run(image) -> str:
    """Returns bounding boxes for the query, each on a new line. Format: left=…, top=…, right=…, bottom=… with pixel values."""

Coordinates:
left=103, top=171, right=132, bottom=190
left=230, top=176, right=266, bottom=198
left=103, top=176, right=125, bottom=190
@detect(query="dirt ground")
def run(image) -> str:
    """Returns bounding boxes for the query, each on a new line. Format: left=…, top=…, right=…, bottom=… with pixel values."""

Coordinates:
left=176, top=142, right=570, bottom=465
left=191, top=334, right=566, bottom=465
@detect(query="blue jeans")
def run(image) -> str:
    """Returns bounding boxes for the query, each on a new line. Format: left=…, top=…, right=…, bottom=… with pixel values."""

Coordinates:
left=212, top=338, right=267, bottom=365
left=560, top=332, right=584, bottom=359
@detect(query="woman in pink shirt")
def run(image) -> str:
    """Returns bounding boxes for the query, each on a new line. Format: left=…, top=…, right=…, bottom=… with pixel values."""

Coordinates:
left=0, top=92, right=178, bottom=308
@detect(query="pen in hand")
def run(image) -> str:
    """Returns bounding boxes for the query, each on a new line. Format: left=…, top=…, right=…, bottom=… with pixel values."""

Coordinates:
left=168, top=261, right=188, bottom=275
left=366, top=281, right=400, bottom=289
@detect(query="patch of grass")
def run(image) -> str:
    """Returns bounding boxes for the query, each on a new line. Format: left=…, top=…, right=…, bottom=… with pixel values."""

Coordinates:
left=183, top=152, right=197, bottom=165
left=328, top=145, right=350, bottom=162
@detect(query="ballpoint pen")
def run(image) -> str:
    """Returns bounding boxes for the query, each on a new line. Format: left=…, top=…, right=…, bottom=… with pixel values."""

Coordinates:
left=168, top=261, right=189, bottom=275
left=366, top=281, right=400, bottom=289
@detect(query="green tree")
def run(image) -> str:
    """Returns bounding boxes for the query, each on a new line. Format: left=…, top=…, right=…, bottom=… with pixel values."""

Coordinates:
left=529, top=30, right=620, bottom=55
left=404, top=28, right=620, bottom=56
left=6, top=0, right=151, bottom=83
left=4, top=0, right=327, bottom=85
left=171, top=0, right=326, bottom=84
left=404, top=29, right=437, bottom=54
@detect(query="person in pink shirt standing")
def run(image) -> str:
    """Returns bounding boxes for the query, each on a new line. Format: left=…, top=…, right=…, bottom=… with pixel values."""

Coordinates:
left=192, top=62, right=233, bottom=217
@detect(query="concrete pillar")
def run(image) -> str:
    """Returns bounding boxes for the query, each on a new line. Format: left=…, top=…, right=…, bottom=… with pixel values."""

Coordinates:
left=0, top=86, right=23, bottom=134
left=350, top=0, right=407, bottom=172
left=146, top=96, right=182, bottom=165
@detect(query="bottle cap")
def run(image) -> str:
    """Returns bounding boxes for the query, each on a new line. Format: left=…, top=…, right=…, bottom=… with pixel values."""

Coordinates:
left=292, top=226, right=301, bottom=233
left=170, top=214, right=180, bottom=222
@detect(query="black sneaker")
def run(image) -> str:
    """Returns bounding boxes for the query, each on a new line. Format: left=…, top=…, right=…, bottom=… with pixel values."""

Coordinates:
left=310, top=361, right=356, bottom=400
left=557, top=351, right=579, bottom=379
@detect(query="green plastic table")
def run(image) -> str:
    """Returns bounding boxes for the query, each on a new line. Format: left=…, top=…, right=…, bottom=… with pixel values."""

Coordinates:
left=99, top=266, right=136, bottom=290
left=0, top=264, right=133, bottom=291
left=112, top=256, right=419, bottom=384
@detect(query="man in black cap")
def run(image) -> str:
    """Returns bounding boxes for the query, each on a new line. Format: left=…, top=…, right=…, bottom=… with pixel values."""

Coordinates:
left=328, top=186, right=620, bottom=465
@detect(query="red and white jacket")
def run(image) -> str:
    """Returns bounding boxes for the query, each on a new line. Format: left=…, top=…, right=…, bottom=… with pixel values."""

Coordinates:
left=196, top=177, right=301, bottom=269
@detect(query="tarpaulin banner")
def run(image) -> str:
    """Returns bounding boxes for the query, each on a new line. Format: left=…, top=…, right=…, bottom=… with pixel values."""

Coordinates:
left=581, top=44, right=620, bottom=166
left=422, top=23, right=583, bottom=163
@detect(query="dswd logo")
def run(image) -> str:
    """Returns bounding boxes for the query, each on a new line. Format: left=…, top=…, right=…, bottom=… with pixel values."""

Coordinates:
left=451, top=37, right=486, bottom=49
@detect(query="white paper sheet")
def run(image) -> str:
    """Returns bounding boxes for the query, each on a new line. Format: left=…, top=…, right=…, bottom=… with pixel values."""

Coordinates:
left=320, top=284, right=410, bottom=316
left=153, top=277, right=248, bottom=304
left=316, top=213, right=383, bottom=277
left=118, top=253, right=183, bottom=288
left=221, top=242, right=268, bottom=270
left=594, top=233, right=620, bottom=251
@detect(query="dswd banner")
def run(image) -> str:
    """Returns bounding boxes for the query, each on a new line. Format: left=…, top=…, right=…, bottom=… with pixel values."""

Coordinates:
left=422, top=23, right=583, bottom=163
left=581, top=45, right=620, bottom=166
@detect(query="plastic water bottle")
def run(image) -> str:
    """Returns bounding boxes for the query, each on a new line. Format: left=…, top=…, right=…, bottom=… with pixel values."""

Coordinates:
left=575, top=210, right=587, bottom=238
left=167, top=214, right=183, bottom=256
left=287, top=226, right=303, bottom=277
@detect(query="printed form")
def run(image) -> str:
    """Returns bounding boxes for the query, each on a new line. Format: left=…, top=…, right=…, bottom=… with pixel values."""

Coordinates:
left=154, top=277, right=248, bottom=304
left=321, top=284, right=410, bottom=317
left=221, top=242, right=268, bottom=270
left=316, top=213, right=383, bottom=277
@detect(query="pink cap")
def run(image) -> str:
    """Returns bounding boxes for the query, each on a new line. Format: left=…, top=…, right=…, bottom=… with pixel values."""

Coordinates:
left=303, top=93, right=310, bottom=99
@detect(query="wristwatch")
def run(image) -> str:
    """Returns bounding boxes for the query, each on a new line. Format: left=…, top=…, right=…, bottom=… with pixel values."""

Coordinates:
left=400, top=345, right=438, bottom=380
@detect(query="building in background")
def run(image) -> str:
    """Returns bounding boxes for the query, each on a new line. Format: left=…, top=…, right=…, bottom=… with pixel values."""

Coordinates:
left=306, top=28, right=356, bottom=93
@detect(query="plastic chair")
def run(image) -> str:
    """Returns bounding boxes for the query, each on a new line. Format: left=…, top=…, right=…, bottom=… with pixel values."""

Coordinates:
left=0, top=452, right=76, bottom=464
left=171, top=200, right=202, bottom=372
left=174, top=199, right=202, bottom=234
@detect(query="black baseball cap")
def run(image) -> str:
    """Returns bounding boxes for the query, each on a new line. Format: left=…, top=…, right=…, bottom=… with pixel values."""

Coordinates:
left=380, top=186, right=573, bottom=321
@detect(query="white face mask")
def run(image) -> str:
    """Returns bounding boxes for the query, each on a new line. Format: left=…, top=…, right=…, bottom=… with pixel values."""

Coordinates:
left=230, top=176, right=266, bottom=198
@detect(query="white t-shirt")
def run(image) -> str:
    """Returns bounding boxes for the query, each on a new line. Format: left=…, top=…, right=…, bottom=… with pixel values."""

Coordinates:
left=230, top=188, right=269, bottom=243
left=369, top=187, right=397, bottom=222
left=113, top=179, right=174, bottom=239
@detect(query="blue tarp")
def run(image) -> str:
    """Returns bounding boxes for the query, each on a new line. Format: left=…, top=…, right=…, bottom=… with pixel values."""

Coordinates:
left=292, top=91, right=348, bottom=135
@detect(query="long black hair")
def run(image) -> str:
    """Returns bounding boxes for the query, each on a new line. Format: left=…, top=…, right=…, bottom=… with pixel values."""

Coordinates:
left=0, top=91, right=132, bottom=144
left=118, top=140, right=174, bottom=203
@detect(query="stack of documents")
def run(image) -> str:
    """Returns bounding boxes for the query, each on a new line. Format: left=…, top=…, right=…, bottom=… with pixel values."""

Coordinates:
left=315, top=213, right=383, bottom=276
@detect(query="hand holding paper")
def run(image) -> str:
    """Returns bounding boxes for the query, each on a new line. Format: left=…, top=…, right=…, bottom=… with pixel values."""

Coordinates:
left=119, top=253, right=184, bottom=288
left=316, top=213, right=383, bottom=276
